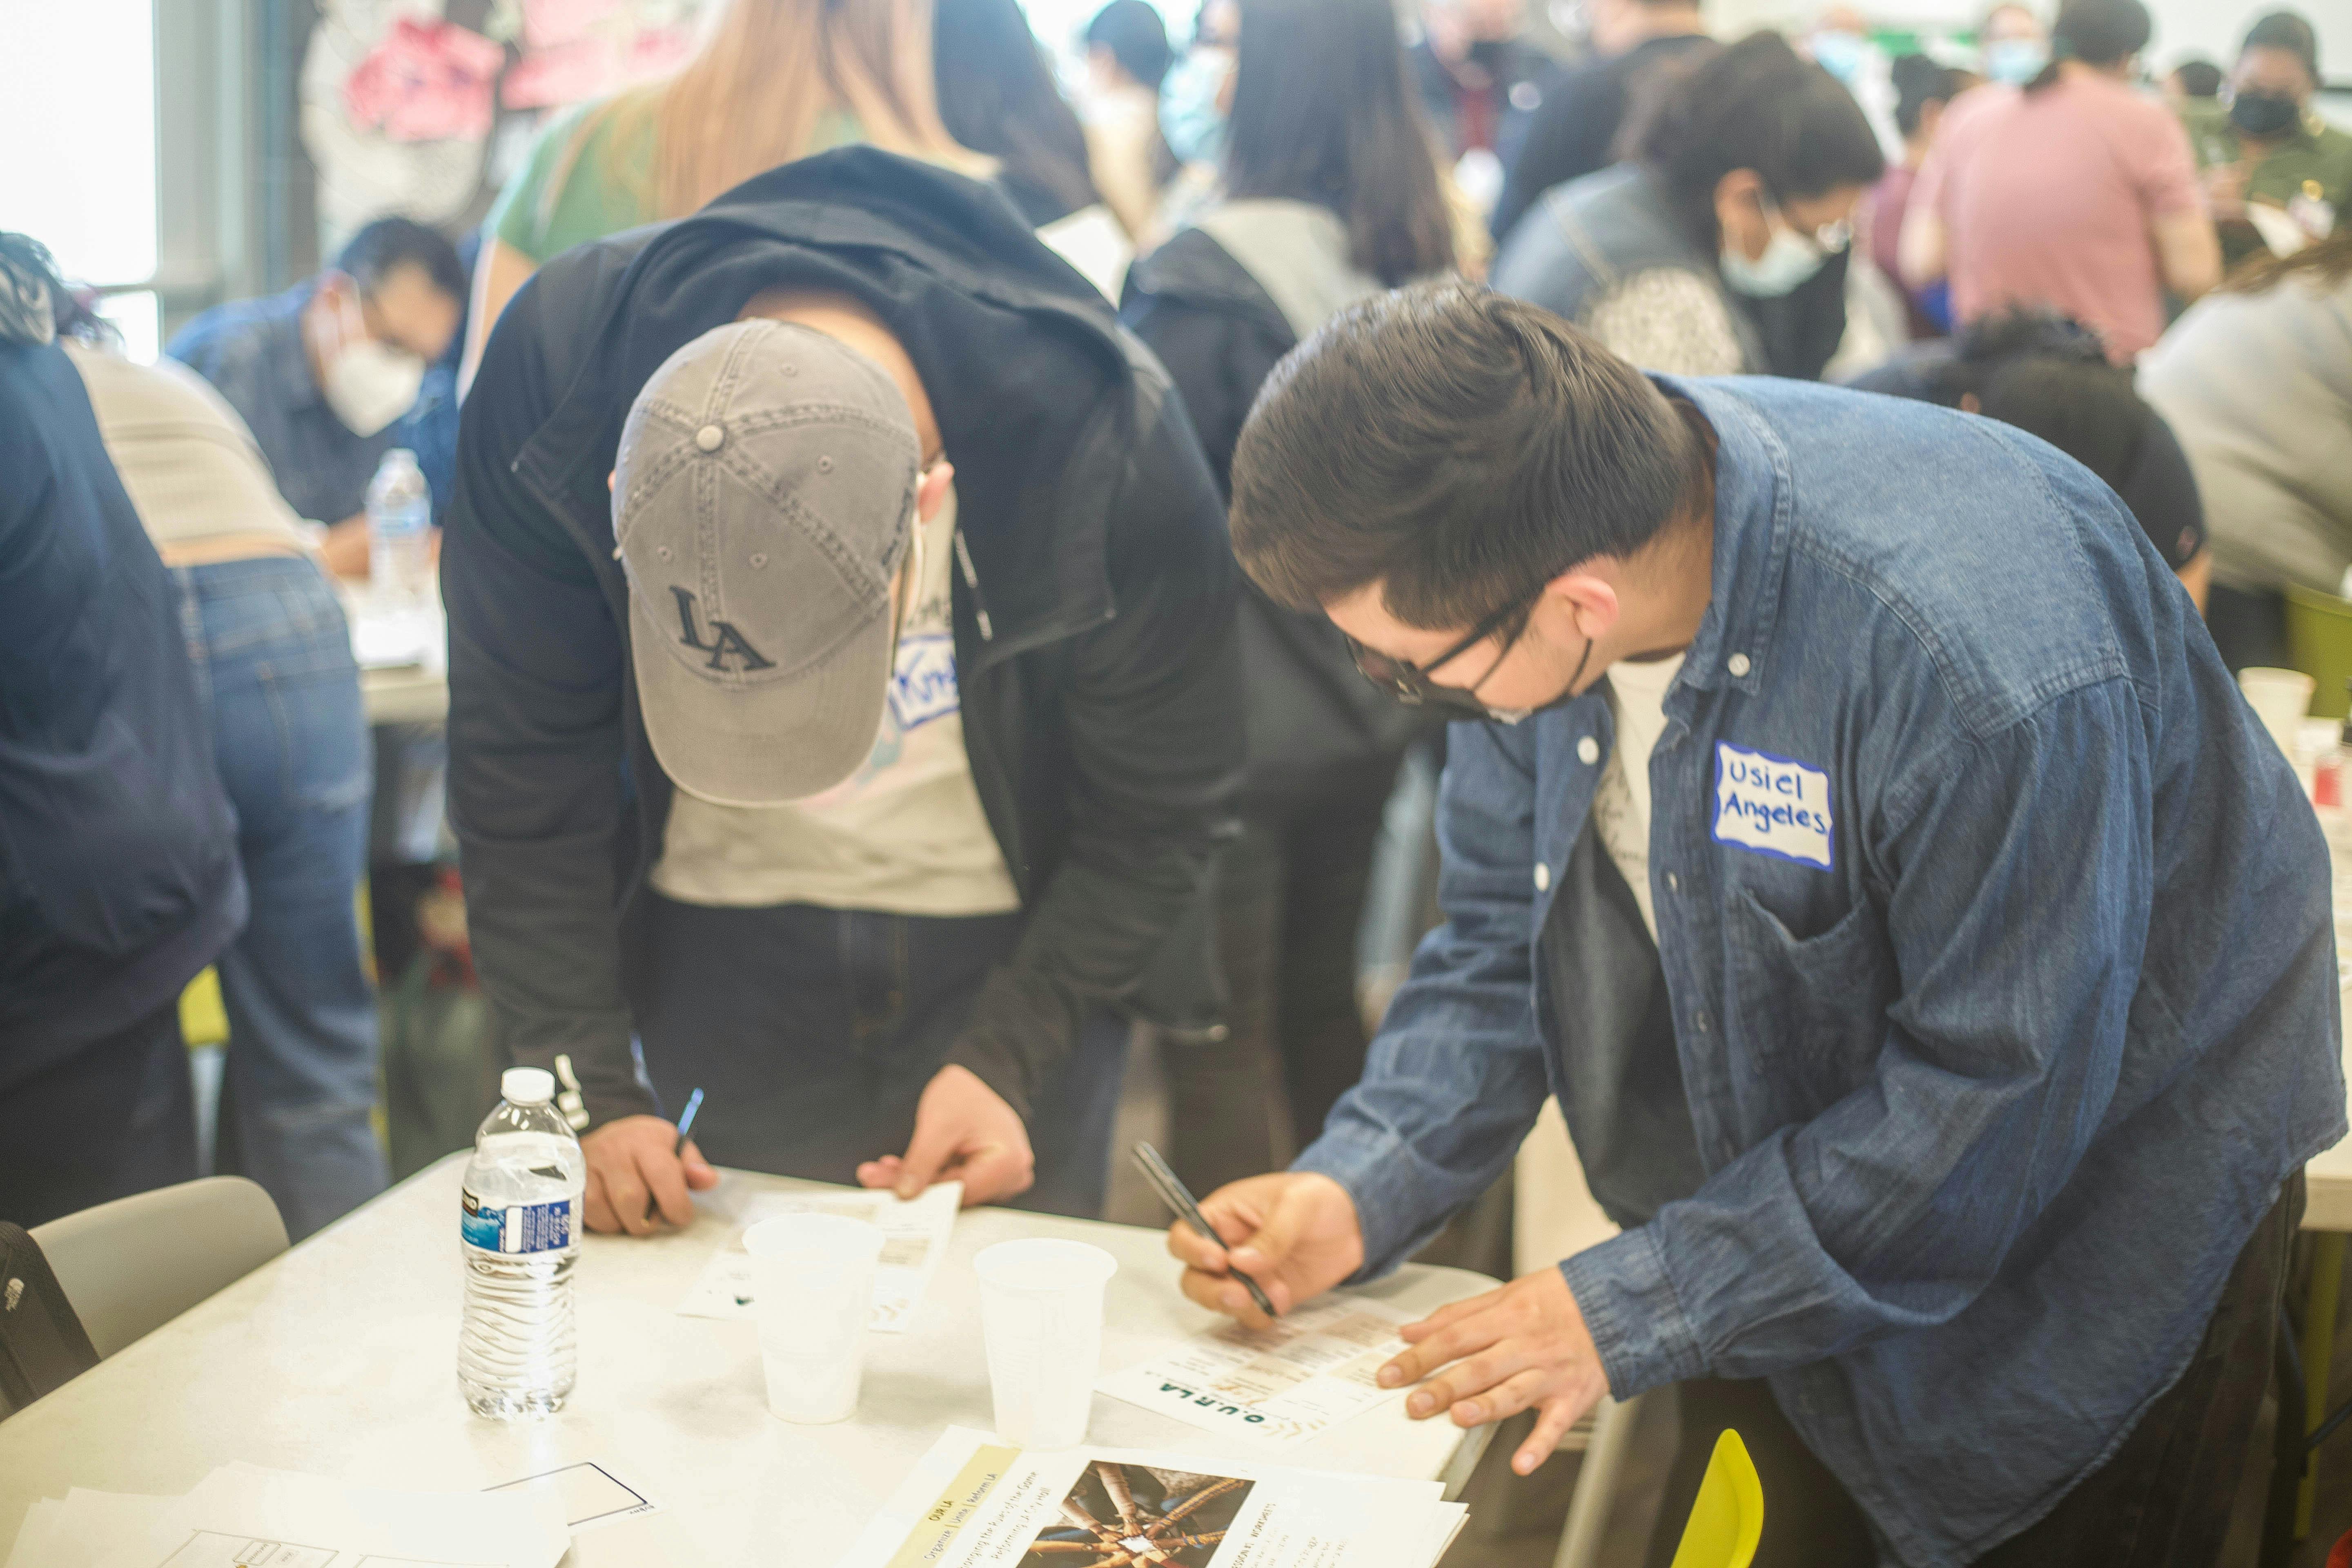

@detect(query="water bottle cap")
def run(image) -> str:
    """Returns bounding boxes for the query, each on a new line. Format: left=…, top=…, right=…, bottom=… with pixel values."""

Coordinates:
left=501, top=1067, right=555, bottom=1106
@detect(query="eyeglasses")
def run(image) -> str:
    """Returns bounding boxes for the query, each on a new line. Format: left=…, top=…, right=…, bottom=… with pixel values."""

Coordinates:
left=1346, top=597, right=1532, bottom=717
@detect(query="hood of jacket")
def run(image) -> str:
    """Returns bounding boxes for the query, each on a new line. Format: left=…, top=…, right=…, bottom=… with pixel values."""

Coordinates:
left=1129, top=198, right=1385, bottom=350
left=1189, top=200, right=1383, bottom=344
left=510, top=147, right=1176, bottom=674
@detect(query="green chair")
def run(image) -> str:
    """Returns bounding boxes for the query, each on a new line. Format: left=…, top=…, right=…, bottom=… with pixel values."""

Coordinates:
left=2283, top=586, right=2352, bottom=719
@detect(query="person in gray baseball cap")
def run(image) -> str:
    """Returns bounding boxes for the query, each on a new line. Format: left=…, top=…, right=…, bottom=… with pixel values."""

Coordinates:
left=615, top=317, right=932, bottom=809
left=444, top=148, right=1241, bottom=1233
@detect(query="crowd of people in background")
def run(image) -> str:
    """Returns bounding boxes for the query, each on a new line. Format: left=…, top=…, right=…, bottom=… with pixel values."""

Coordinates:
left=6, top=0, right=2352, bottom=1533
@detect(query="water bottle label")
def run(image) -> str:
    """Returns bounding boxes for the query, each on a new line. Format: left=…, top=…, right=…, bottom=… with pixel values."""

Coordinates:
left=461, top=1187, right=572, bottom=1254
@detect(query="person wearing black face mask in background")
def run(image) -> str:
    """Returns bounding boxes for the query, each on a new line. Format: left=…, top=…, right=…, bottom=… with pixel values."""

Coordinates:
left=2179, top=10, right=2352, bottom=272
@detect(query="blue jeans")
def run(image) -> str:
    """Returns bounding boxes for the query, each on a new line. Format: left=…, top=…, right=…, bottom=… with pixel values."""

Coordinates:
left=633, top=895, right=1129, bottom=1218
left=174, top=557, right=384, bottom=1240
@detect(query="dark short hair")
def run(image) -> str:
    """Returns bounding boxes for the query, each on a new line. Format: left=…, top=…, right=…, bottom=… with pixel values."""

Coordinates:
left=1934, top=305, right=2108, bottom=402
left=1626, top=31, right=1885, bottom=243
left=1085, top=0, right=1175, bottom=91
left=2047, top=0, right=2150, bottom=70
left=1230, top=283, right=1702, bottom=629
left=2242, top=10, right=2321, bottom=82
left=2169, top=57, right=2224, bottom=97
left=1890, top=51, right=1960, bottom=137
left=334, top=216, right=466, bottom=303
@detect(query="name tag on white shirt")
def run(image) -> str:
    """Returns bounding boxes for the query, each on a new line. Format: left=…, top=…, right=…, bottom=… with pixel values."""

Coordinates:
left=887, top=633, right=959, bottom=731
left=1713, top=742, right=1834, bottom=869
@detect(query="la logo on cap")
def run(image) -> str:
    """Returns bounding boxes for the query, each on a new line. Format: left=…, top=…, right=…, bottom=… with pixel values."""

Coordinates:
left=670, top=586, right=775, bottom=673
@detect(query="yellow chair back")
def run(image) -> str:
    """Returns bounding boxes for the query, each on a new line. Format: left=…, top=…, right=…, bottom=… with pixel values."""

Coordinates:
left=1669, top=1429, right=1764, bottom=1568
left=179, top=965, right=231, bottom=1049
left=2284, top=585, right=2352, bottom=720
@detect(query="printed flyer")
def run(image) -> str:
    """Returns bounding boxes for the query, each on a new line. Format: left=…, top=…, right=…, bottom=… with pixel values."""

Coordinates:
left=833, top=1428, right=1466, bottom=1568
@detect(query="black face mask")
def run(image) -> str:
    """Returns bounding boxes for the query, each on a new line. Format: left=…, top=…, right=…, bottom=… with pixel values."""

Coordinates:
left=2230, top=90, right=2302, bottom=138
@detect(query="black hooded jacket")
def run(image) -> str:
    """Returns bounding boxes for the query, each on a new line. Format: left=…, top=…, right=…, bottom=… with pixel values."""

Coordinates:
left=444, top=149, right=1241, bottom=1129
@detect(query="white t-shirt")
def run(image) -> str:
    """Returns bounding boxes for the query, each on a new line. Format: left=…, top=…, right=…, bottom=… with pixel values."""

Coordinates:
left=650, top=485, right=1022, bottom=916
left=1588, top=653, right=1686, bottom=942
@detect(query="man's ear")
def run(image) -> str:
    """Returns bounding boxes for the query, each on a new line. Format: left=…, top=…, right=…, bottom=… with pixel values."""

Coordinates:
left=1542, top=566, right=1621, bottom=644
left=916, top=461, right=956, bottom=524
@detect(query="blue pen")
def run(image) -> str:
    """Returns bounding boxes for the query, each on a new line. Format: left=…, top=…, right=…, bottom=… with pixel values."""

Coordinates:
left=646, top=1087, right=706, bottom=1221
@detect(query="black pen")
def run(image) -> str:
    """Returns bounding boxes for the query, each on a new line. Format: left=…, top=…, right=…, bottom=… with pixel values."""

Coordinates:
left=646, top=1087, right=705, bottom=1222
left=1132, top=1142, right=1279, bottom=1319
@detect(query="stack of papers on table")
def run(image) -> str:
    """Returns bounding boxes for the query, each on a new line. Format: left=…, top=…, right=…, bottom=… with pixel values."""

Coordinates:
left=837, top=1427, right=1468, bottom=1568
left=6, top=1463, right=570, bottom=1568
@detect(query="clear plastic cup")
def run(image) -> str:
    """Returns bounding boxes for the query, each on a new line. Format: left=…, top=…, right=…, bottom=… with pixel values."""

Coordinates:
left=742, top=1213, right=884, bottom=1424
left=973, top=1238, right=1118, bottom=1451
left=2241, top=666, right=2316, bottom=759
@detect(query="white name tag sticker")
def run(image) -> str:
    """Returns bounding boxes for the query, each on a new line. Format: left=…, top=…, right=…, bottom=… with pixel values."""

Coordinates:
left=887, top=632, right=959, bottom=731
left=1713, top=742, right=1834, bottom=869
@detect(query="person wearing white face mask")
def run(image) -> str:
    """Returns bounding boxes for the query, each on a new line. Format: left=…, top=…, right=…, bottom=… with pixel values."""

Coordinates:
left=1979, top=2, right=2050, bottom=87
left=171, top=217, right=464, bottom=579
left=1491, top=32, right=1883, bottom=376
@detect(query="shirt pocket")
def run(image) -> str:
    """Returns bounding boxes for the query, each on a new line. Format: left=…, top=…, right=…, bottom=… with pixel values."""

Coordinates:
left=1723, top=881, right=1893, bottom=1120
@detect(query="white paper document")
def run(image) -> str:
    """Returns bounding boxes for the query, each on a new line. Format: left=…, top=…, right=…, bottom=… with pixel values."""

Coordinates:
left=4, top=1490, right=173, bottom=1568
left=487, top=1459, right=661, bottom=1534
left=1095, top=1295, right=1419, bottom=1446
left=835, top=1427, right=1466, bottom=1568
left=674, top=1180, right=960, bottom=1332
left=51, top=1464, right=572, bottom=1568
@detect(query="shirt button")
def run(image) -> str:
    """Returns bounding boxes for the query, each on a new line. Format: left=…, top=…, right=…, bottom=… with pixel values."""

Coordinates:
left=1534, top=863, right=1551, bottom=891
left=1726, top=652, right=1752, bottom=678
left=1694, top=1010, right=1711, bottom=1033
left=1576, top=736, right=1600, bottom=764
left=1666, top=872, right=1680, bottom=892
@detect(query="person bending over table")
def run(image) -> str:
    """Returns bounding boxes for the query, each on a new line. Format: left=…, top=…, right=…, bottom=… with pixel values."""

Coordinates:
left=170, top=217, right=465, bottom=577
left=1165, top=283, right=2343, bottom=1565
left=446, top=147, right=1240, bottom=1233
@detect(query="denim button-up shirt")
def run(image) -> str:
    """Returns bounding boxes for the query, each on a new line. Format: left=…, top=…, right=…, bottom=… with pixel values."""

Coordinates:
left=1295, top=376, right=2345, bottom=1565
left=168, top=283, right=412, bottom=526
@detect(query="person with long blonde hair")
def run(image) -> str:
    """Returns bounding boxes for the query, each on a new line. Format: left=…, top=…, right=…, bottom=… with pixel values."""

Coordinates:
left=461, top=0, right=982, bottom=388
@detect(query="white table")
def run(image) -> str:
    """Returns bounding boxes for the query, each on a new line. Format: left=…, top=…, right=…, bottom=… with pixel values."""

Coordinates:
left=362, top=660, right=448, bottom=726
left=0, top=1157, right=1496, bottom=1566
left=352, top=600, right=448, bottom=726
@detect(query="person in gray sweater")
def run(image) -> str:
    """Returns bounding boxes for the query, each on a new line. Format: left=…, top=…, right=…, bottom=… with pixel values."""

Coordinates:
left=2139, top=230, right=2352, bottom=669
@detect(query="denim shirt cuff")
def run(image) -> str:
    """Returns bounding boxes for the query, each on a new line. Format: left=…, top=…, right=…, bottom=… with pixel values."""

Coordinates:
left=1292, top=1125, right=1431, bottom=1282
left=1559, top=1225, right=1708, bottom=1399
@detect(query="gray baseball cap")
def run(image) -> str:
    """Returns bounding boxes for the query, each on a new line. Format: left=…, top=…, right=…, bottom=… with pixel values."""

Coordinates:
left=614, top=318, right=920, bottom=806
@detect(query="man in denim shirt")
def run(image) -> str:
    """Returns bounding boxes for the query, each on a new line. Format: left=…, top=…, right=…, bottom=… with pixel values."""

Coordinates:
left=1168, top=284, right=2344, bottom=1564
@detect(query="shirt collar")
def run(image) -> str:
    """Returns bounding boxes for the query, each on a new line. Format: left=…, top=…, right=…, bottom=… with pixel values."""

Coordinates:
left=1655, top=375, right=1790, bottom=699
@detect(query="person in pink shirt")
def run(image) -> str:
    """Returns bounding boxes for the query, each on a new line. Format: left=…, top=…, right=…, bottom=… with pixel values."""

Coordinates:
left=1898, top=0, right=2220, bottom=361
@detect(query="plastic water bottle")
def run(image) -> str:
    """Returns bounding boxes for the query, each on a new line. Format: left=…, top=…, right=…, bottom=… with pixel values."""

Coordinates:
left=457, top=1067, right=586, bottom=1418
left=366, top=448, right=432, bottom=611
